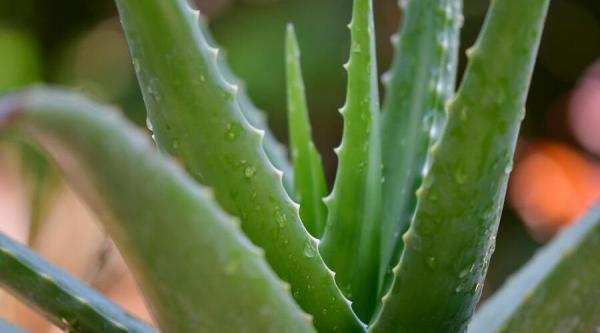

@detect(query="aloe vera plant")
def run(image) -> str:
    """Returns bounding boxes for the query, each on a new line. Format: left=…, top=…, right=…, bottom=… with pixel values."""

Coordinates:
left=4, top=0, right=599, bottom=332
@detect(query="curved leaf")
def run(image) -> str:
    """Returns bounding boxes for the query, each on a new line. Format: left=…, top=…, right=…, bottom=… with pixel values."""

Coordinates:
left=371, top=0, right=550, bottom=331
left=115, top=0, right=364, bottom=331
left=469, top=204, right=600, bottom=333
left=0, top=88, right=315, bottom=333
left=0, top=232, right=155, bottom=333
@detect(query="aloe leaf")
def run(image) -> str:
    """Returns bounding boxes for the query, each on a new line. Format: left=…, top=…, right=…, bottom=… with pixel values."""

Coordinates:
left=285, top=25, right=328, bottom=238
left=318, top=0, right=382, bottom=321
left=370, top=0, right=550, bottom=331
left=469, top=204, right=600, bottom=333
left=378, top=0, right=462, bottom=296
left=0, top=88, right=317, bottom=333
left=0, top=317, right=27, bottom=333
left=199, top=20, right=295, bottom=195
left=115, top=1, right=365, bottom=331
left=0, top=231, right=155, bottom=333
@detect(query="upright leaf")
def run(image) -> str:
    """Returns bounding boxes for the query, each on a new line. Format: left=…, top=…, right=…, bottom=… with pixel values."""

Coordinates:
left=378, top=0, right=462, bottom=296
left=0, top=88, right=316, bottom=333
left=469, top=204, right=600, bottom=333
left=370, top=0, right=550, bottom=331
left=318, top=0, right=382, bottom=321
left=285, top=25, right=328, bottom=237
left=0, top=232, right=155, bottom=333
left=114, top=1, right=364, bottom=331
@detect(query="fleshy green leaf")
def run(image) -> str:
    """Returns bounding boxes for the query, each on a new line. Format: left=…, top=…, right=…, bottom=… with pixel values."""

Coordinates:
left=0, top=88, right=316, bottom=333
left=370, top=0, right=550, bottom=331
left=0, top=232, right=155, bottom=333
left=469, top=204, right=600, bottom=333
left=285, top=24, right=328, bottom=238
left=378, top=0, right=462, bottom=297
left=114, top=1, right=364, bottom=330
left=318, top=0, right=382, bottom=321
left=0, top=317, right=27, bottom=333
left=200, top=20, right=296, bottom=196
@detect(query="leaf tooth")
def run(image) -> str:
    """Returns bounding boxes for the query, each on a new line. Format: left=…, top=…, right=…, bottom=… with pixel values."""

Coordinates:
left=332, top=143, right=343, bottom=156
left=110, top=321, right=128, bottom=332
left=303, top=313, right=314, bottom=325
left=203, top=187, right=215, bottom=201
left=208, top=46, right=219, bottom=61
left=342, top=61, right=350, bottom=71
left=465, top=46, right=479, bottom=61
left=189, top=8, right=200, bottom=21
left=38, top=272, right=54, bottom=283
left=322, top=193, right=333, bottom=207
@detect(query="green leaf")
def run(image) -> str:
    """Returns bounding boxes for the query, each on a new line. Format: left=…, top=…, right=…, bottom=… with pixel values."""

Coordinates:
left=0, top=231, right=155, bottom=333
left=469, top=204, right=600, bottom=333
left=285, top=24, right=328, bottom=238
left=114, top=1, right=364, bottom=330
left=200, top=20, right=296, bottom=196
left=0, top=88, right=316, bottom=333
left=370, top=0, right=550, bottom=331
left=0, top=318, right=26, bottom=333
left=318, top=0, right=382, bottom=321
left=378, top=0, right=462, bottom=297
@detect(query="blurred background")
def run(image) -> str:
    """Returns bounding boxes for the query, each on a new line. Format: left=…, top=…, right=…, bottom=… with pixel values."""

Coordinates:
left=0, top=0, right=599, bottom=331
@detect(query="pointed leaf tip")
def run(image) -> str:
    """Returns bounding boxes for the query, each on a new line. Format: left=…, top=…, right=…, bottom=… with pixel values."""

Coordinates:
left=285, top=23, right=329, bottom=238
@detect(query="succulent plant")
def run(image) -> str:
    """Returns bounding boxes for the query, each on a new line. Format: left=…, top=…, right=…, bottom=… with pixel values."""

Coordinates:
left=3, top=0, right=597, bottom=332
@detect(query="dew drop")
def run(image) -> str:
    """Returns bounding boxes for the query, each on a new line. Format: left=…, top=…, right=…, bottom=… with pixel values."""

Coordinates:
left=244, top=166, right=256, bottom=179
left=304, top=242, right=316, bottom=258
left=275, top=209, right=287, bottom=228
left=459, top=264, right=472, bottom=279
left=426, top=256, right=437, bottom=270
left=454, top=166, right=467, bottom=184
left=225, top=122, right=242, bottom=141
left=472, top=282, right=482, bottom=295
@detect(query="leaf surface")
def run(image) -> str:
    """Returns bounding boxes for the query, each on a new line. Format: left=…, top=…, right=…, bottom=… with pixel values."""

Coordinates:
left=469, top=204, right=600, bottom=333
left=0, top=232, right=155, bottom=333
left=378, top=0, right=462, bottom=296
left=0, top=88, right=316, bottom=333
left=318, top=0, right=382, bottom=321
left=371, top=0, right=550, bottom=330
left=285, top=25, right=328, bottom=237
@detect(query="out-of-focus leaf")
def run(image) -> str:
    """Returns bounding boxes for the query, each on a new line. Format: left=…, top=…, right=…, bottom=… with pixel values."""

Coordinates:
left=0, top=87, right=316, bottom=333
